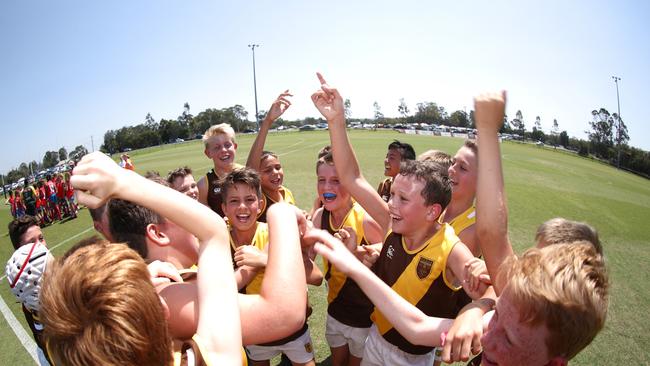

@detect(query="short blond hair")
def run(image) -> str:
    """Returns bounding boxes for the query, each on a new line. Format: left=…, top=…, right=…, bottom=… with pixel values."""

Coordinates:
left=417, top=149, right=453, bottom=170
left=498, top=243, right=609, bottom=360
left=41, top=240, right=172, bottom=366
left=535, top=218, right=601, bottom=254
left=203, top=123, right=236, bottom=147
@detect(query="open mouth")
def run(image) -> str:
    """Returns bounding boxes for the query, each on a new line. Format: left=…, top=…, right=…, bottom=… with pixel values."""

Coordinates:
left=270, top=177, right=282, bottom=185
left=235, top=213, right=250, bottom=223
left=323, top=192, right=337, bottom=202
left=219, top=154, right=231, bottom=162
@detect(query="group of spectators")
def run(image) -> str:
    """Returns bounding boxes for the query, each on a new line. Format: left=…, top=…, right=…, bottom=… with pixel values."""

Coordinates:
left=5, top=173, right=78, bottom=226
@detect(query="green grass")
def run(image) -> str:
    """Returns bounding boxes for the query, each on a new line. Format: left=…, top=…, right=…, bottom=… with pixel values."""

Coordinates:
left=1, top=130, right=648, bottom=365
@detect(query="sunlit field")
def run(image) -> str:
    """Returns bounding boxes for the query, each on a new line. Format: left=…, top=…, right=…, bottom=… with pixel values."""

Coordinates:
left=1, top=130, right=648, bottom=365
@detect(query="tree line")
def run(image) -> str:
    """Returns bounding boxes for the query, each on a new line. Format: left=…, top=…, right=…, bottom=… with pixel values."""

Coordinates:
left=2, top=98, right=648, bottom=187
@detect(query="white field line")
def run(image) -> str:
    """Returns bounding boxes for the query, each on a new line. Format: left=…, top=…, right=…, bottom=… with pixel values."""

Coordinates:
left=0, top=295, right=39, bottom=364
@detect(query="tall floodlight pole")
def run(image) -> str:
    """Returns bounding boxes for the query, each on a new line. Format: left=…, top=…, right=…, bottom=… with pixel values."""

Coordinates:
left=612, top=76, right=622, bottom=168
left=248, top=44, right=260, bottom=126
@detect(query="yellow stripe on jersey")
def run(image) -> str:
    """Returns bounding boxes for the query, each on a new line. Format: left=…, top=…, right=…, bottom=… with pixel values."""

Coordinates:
left=372, top=224, right=459, bottom=335
left=324, top=202, right=366, bottom=303
left=228, top=223, right=269, bottom=295
left=447, top=205, right=476, bottom=235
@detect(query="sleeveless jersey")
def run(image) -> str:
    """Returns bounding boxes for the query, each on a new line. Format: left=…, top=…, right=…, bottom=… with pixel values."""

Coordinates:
left=371, top=224, right=462, bottom=355
left=376, top=177, right=392, bottom=203
left=206, top=164, right=243, bottom=217
left=321, top=202, right=374, bottom=328
left=256, top=186, right=295, bottom=223
left=447, top=205, right=476, bottom=235
left=23, top=306, right=53, bottom=364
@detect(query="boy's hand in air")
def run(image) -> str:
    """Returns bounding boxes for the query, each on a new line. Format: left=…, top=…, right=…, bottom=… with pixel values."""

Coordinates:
left=474, top=91, right=507, bottom=134
left=311, top=72, right=345, bottom=122
left=71, top=151, right=131, bottom=208
left=264, top=90, right=293, bottom=125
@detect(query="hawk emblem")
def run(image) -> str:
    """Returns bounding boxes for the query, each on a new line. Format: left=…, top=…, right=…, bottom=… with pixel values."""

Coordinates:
left=416, top=256, right=434, bottom=280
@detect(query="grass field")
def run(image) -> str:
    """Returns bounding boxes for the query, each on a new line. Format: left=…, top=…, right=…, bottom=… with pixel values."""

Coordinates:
left=1, top=130, right=649, bottom=365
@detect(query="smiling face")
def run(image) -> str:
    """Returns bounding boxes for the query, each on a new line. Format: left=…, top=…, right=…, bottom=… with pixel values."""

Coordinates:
left=222, top=183, right=261, bottom=232
left=448, top=145, right=477, bottom=200
left=204, top=134, right=237, bottom=172
left=388, top=174, right=435, bottom=235
left=480, top=288, right=554, bottom=366
left=171, top=175, right=199, bottom=200
left=317, top=163, right=351, bottom=213
left=259, top=155, right=284, bottom=193
left=384, top=148, right=402, bottom=178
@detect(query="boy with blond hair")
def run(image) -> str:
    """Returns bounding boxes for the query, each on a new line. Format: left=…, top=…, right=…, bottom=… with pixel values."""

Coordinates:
left=198, top=123, right=242, bottom=216
left=535, top=217, right=601, bottom=252
left=311, top=73, right=495, bottom=366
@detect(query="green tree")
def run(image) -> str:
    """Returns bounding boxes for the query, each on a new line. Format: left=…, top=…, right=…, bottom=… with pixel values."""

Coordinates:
left=414, top=102, right=444, bottom=125
left=559, top=131, right=569, bottom=148
left=58, top=147, right=68, bottom=161
left=531, top=116, right=544, bottom=142
left=397, top=98, right=409, bottom=121
left=70, top=145, right=89, bottom=161
left=42, top=151, right=59, bottom=169
left=511, top=110, right=525, bottom=139
left=373, top=101, right=384, bottom=130
left=344, top=99, right=352, bottom=120
left=448, top=110, right=469, bottom=128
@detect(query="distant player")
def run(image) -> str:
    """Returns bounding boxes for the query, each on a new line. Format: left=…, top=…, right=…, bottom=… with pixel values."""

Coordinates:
left=376, top=140, right=415, bottom=203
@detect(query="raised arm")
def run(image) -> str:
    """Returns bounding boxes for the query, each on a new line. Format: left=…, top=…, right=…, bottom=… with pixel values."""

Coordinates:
left=72, top=152, right=242, bottom=364
left=236, top=203, right=307, bottom=344
left=246, top=90, right=292, bottom=171
left=474, top=91, right=514, bottom=295
left=311, top=73, right=390, bottom=232
left=308, top=228, right=453, bottom=346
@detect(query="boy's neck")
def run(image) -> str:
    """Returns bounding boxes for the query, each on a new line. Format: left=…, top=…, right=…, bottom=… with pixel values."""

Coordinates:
left=330, top=200, right=354, bottom=227
left=401, top=221, right=441, bottom=251
left=213, top=164, right=234, bottom=179
left=230, top=222, right=258, bottom=247
left=443, top=196, right=475, bottom=223
left=263, top=187, right=283, bottom=202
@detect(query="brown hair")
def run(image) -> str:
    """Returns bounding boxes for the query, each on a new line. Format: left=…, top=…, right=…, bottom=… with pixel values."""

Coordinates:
left=417, top=149, right=453, bottom=171
left=463, top=139, right=478, bottom=156
left=398, top=160, right=452, bottom=210
left=108, top=198, right=165, bottom=259
left=166, top=166, right=193, bottom=186
left=8, top=215, right=40, bottom=249
left=315, top=146, right=334, bottom=173
left=497, top=243, right=609, bottom=360
left=41, top=240, right=172, bottom=366
left=388, top=140, right=416, bottom=161
left=220, top=167, right=262, bottom=201
left=535, top=218, right=602, bottom=254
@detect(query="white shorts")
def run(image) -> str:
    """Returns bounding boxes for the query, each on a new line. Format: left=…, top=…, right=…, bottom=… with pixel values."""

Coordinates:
left=361, top=325, right=434, bottom=366
left=325, top=314, right=370, bottom=358
left=246, top=328, right=314, bottom=363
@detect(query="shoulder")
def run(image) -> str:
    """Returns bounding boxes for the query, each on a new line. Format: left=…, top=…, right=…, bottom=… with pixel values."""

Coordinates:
left=312, top=207, right=324, bottom=228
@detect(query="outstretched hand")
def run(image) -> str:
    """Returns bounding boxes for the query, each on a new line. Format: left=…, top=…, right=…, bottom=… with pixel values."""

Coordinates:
left=264, top=90, right=293, bottom=124
left=70, top=151, right=132, bottom=208
left=311, top=72, right=345, bottom=121
left=474, top=91, right=507, bottom=133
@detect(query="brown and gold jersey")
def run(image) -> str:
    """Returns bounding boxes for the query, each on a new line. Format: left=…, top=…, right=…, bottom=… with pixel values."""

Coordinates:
left=257, top=185, right=296, bottom=223
left=376, top=177, right=393, bottom=203
left=229, top=222, right=268, bottom=295
left=206, top=169, right=224, bottom=218
left=321, top=202, right=374, bottom=328
left=371, top=224, right=463, bottom=355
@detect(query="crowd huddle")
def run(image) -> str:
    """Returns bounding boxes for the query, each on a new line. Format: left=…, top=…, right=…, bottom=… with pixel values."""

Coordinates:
left=5, top=74, right=609, bottom=366
left=5, top=172, right=78, bottom=226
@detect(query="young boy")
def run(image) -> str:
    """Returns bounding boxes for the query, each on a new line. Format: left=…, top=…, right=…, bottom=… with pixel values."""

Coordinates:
left=246, top=91, right=297, bottom=222
left=77, top=152, right=307, bottom=346
left=311, top=73, right=494, bottom=366
left=7, top=215, right=51, bottom=365
left=222, top=167, right=322, bottom=366
left=167, top=166, right=200, bottom=200
left=40, top=237, right=242, bottom=365
left=197, top=123, right=242, bottom=216
left=535, top=217, right=601, bottom=252
left=311, top=149, right=384, bottom=366
left=376, top=140, right=415, bottom=203
left=471, top=91, right=609, bottom=365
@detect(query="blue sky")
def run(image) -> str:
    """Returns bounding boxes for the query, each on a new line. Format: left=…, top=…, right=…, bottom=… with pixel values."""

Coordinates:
left=1, top=0, right=648, bottom=174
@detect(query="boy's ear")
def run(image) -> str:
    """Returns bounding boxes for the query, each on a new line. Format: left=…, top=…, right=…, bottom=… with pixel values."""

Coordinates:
left=425, top=203, right=443, bottom=223
left=547, top=357, right=568, bottom=366
left=233, top=142, right=238, bottom=150
left=203, top=148, right=211, bottom=159
left=146, top=223, right=171, bottom=247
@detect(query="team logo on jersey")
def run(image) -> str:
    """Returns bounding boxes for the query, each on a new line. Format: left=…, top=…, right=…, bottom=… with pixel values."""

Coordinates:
left=386, top=245, right=395, bottom=259
left=213, top=187, right=221, bottom=195
left=304, top=342, right=313, bottom=354
left=416, top=256, right=434, bottom=280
